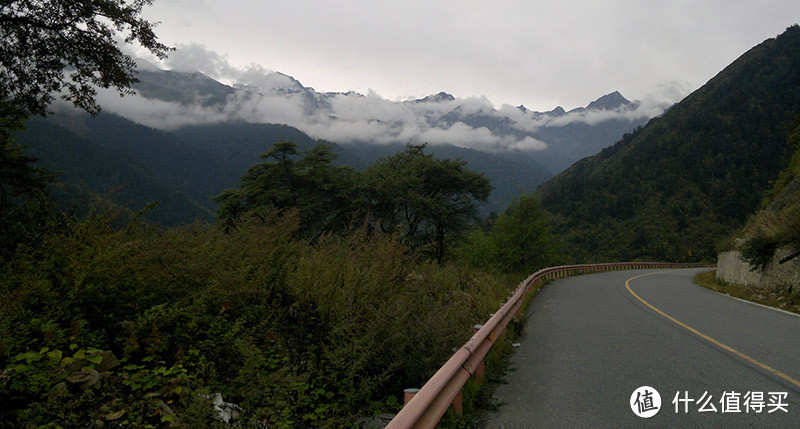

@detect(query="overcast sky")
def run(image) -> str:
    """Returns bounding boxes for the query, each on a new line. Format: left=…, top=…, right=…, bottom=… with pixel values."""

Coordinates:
left=137, top=0, right=799, bottom=111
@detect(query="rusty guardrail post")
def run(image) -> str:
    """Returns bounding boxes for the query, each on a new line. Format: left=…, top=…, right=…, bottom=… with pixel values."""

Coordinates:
left=404, top=388, right=419, bottom=405
left=452, top=390, right=463, bottom=415
left=473, top=324, right=485, bottom=385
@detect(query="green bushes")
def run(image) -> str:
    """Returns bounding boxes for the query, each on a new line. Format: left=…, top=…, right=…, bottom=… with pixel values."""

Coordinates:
left=456, top=193, right=560, bottom=275
left=740, top=206, right=800, bottom=269
left=1, top=209, right=514, bottom=427
left=1, top=137, right=556, bottom=427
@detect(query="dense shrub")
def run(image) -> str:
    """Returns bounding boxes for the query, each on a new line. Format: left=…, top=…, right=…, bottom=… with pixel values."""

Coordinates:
left=455, top=193, right=560, bottom=275
left=1, top=210, right=514, bottom=427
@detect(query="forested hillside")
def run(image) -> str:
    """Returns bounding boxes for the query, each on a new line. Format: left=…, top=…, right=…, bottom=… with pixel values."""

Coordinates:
left=537, top=25, right=800, bottom=262
left=38, top=112, right=356, bottom=217
left=20, top=117, right=213, bottom=225
left=4, top=0, right=795, bottom=426
left=736, top=120, right=800, bottom=269
left=17, top=111, right=554, bottom=222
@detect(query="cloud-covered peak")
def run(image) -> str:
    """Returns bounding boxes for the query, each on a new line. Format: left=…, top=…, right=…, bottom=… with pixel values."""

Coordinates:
left=586, top=90, right=630, bottom=110
left=134, top=58, right=162, bottom=72
left=413, top=92, right=456, bottom=103
left=94, top=43, right=672, bottom=169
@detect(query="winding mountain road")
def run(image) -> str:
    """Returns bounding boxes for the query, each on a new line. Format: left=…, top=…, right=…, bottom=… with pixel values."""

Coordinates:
left=484, top=268, right=800, bottom=428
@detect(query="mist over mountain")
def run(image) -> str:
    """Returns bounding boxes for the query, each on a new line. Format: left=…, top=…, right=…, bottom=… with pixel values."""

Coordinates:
left=19, top=46, right=675, bottom=224
left=21, top=108, right=554, bottom=223
left=93, top=46, right=669, bottom=173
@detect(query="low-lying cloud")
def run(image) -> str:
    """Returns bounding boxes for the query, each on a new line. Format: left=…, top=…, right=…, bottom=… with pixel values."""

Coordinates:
left=98, top=43, right=674, bottom=153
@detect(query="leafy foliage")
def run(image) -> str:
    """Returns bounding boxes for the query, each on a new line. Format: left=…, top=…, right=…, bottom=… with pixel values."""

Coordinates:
left=217, top=142, right=493, bottom=263
left=0, top=0, right=170, bottom=118
left=456, top=193, right=559, bottom=274
left=490, top=194, right=559, bottom=272
left=537, top=25, right=800, bottom=262
left=366, top=144, right=493, bottom=263
left=215, top=141, right=362, bottom=236
left=1, top=0, right=169, bottom=264
left=349, top=142, right=552, bottom=214
left=0, top=210, right=515, bottom=427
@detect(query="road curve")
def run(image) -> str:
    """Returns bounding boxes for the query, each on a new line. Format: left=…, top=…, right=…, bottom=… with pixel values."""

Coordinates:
left=483, top=268, right=800, bottom=428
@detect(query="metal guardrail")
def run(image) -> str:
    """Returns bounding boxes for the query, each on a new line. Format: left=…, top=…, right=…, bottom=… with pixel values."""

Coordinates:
left=386, top=262, right=708, bottom=428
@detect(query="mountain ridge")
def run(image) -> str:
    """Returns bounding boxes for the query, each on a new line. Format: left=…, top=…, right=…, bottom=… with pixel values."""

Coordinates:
left=118, top=63, right=656, bottom=174
left=20, top=109, right=555, bottom=222
left=537, top=25, right=800, bottom=262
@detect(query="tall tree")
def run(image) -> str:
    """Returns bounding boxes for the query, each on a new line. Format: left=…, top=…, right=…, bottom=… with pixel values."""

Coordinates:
left=366, top=144, right=492, bottom=263
left=455, top=193, right=559, bottom=273
left=492, top=193, right=558, bottom=273
left=214, top=141, right=362, bottom=236
left=0, top=0, right=169, bottom=258
left=0, top=0, right=171, bottom=118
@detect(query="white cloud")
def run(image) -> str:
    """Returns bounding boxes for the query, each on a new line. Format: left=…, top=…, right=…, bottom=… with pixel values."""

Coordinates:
left=164, top=43, right=240, bottom=78
left=511, top=136, right=548, bottom=151
left=94, top=44, right=684, bottom=152
left=95, top=88, right=228, bottom=128
left=142, top=0, right=800, bottom=113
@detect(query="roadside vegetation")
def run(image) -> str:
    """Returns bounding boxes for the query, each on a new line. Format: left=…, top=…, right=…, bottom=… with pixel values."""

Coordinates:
left=2, top=205, right=541, bottom=426
left=0, top=2, right=566, bottom=427
left=695, top=271, right=800, bottom=315
left=738, top=120, right=800, bottom=270
left=1, top=137, right=560, bottom=426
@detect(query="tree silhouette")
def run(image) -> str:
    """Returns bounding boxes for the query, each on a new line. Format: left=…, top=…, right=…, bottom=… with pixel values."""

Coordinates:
left=0, top=0, right=169, bottom=258
left=366, top=144, right=492, bottom=263
left=1, top=0, right=171, bottom=119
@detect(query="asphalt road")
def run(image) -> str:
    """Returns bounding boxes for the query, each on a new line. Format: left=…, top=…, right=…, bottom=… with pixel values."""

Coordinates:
left=483, top=268, right=800, bottom=428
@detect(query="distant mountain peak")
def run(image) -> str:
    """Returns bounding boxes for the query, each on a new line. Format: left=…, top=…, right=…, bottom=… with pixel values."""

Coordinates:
left=416, top=92, right=455, bottom=103
left=274, top=71, right=305, bottom=87
left=135, top=58, right=162, bottom=72
left=586, top=91, right=630, bottom=110
left=548, top=106, right=566, bottom=116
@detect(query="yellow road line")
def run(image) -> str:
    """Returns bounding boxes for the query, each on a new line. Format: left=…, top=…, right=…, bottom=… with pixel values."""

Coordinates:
left=625, top=272, right=800, bottom=389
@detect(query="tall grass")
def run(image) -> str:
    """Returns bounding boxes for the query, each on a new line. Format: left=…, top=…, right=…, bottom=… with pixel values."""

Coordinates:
left=1, top=211, right=515, bottom=427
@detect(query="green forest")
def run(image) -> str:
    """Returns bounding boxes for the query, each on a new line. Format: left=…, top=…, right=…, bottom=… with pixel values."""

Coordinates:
left=0, top=2, right=557, bottom=426
left=3, top=135, right=560, bottom=425
left=4, top=1, right=800, bottom=427
left=737, top=121, right=800, bottom=269
left=538, top=25, right=800, bottom=263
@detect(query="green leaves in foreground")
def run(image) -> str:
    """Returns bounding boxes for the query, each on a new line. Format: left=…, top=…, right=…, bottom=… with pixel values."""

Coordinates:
left=1, top=210, right=514, bottom=426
